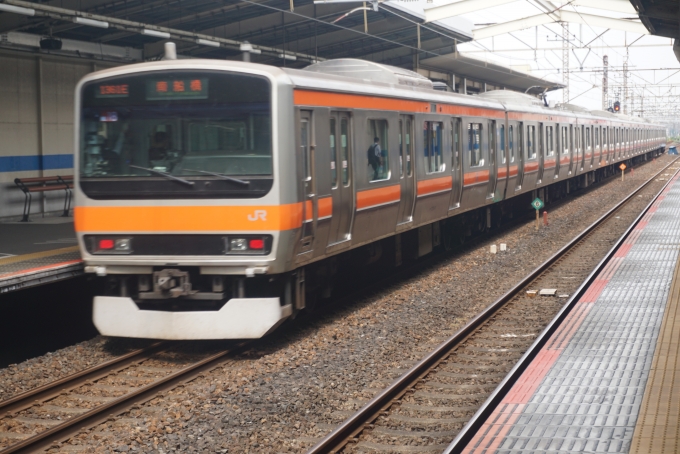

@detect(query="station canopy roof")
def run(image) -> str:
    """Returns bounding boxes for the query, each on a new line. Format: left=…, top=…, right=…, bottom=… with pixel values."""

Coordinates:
left=0, top=0, right=563, bottom=94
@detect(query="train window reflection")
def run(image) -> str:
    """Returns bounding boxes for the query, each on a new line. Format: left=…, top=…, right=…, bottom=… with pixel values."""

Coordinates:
left=368, top=119, right=389, bottom=182
left=468, top=123, right=483, bottom=167
left=500, top=124, right=506, bottom=164
left=527, top=125, right=536, bottom=159
left=425, top=121, right=444, bottom=173
left=330, top=118, right=338, bottom=188
left=546, top=126, right=554, bottom=157
left=509, top=125, right=515, bottom=163
left=405, top=120, right=413, bottom=177
left=341, top=118, right=350, bottom=186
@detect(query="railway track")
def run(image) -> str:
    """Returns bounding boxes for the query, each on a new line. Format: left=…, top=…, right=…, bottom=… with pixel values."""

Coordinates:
left=0, top=341, right=246, bottom=453
left=308, top=158, right=680, bottom=454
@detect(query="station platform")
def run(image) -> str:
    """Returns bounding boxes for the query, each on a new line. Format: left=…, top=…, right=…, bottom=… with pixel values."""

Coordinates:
left=0, top=217, right=82, bottom=294
left=463, top=170, right=680, bottom=453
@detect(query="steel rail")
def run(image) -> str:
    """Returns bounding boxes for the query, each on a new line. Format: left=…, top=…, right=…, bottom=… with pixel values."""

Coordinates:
left=0, top=342, right=166, bottom=417
left=307, top=156, right=679, bottom=454
left=0, top=343, right=248, bottom=454
left=443, top=162, right=680, bottom=453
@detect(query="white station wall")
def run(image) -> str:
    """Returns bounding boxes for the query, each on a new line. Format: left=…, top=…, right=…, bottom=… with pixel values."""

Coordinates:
left=0, top=50, right=117, bottom=220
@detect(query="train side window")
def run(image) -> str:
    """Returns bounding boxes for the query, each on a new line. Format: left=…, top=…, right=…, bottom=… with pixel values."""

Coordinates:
left=406, top=120, right=413, bottom=176
left=509, top=125, right=515, bottom=163
left=527, top=125, right=536, bottom=159
left=341, top=118, right=350, bottom=186
left=546, top=126, right=554, bottom=157
left=399, top=120, right=404, bottom=177
left=586, top=127, right=591, bottom=152
left=424, top=121, right=445, bottom=173
left=301, top=119, right=311, bottom=181
left=468, top=123, right=483, bottom=167
left=518, top=123, right=524, bottom=160
left=452, top=119, right=461, bottom=171
left=615, top=128, right=619, bottom=150
left=500, top=124, right=506, bottom=164
left=561, top=127, right=568, bottom=154
left=595, top=127, right=599, bottom=150
left=330, top=118, right=338, bottom=188
left=368, top=119, right=389, bottom=182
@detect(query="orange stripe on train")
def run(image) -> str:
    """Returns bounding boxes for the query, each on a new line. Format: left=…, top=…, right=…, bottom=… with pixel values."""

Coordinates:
left=463, top=170, right=489, bottom=186
left=294, top=90, right=504, bottom=118
left=356, top=185, right=400, bottom=210
left=417, top=176, right=452, bottom=196
left=74, top=205, right=304, bottom=232
left=304, top=197, right=333, bottom=222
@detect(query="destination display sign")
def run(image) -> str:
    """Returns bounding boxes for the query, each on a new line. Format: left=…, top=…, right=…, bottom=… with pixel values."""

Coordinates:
left=146, top=78, right=208, bottom=100
left=95, top=84, right=129, bottom=98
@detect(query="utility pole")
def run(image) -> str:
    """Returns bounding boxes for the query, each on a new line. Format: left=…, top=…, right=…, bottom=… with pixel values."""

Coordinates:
left=563, top=22, right=569, bottom=104
left=602, top=55, right=608, bottom=110
left=623, top=60, right=628, bottom=115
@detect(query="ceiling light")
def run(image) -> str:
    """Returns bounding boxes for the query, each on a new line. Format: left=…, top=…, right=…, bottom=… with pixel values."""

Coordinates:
left=73, top=17, right=109, bottom=28
left=142, top=29, right=171, bottom=39
left=279, top=53, right=297, bottom=61
left=196, top=38, right=220, bottom=48
left=0, top=4, right=35, bottom=16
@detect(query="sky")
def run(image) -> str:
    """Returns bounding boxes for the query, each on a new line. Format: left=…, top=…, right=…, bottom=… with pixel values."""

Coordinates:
left=387, top=0, right=680, bottom=121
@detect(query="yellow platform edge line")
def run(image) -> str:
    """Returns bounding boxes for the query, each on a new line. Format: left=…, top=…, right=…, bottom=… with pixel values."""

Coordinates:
left=629, top=242, right=680, bottom=453
left=0, top=246, right=80, bottom=267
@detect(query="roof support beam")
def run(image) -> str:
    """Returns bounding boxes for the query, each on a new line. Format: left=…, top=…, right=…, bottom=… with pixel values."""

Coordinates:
left=559, top=11, right=648, bottom=35
left=0, top=0, right=324, bottom=61
left=472, top=11, right=648, bottom=40
left=566, top=0, right=636, bottom=15
left=473, top=14, right=552, bottom=40
left=424, top=0, right=517, bottom=23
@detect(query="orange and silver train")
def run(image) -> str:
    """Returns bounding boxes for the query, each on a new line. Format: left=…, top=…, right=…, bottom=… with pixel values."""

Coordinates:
left=74, top=56, right=666, bottom=339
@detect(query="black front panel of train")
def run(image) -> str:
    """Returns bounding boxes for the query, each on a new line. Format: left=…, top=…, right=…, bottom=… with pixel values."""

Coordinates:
left=84, top=235, right=273, bottom=255
left=79, top=70, right=273, bottom=200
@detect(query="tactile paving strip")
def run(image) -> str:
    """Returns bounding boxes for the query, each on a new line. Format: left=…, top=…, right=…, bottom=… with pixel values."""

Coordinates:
left=464, top=172, right=680, bottom=453
left=0, top=246, right=83, bottom=291
left=629, top=214, right=680, bottom=452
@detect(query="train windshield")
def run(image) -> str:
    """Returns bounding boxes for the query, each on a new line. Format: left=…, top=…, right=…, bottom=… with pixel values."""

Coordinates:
left=79, top=70, right=272, bottom=199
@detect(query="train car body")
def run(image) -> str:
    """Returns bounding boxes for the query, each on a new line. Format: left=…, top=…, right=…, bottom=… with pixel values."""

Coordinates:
left=73, top=57, right=666, bottom=339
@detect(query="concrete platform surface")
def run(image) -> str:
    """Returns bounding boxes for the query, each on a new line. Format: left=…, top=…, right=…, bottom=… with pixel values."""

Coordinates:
left=463, top=170, right=680, bottom=453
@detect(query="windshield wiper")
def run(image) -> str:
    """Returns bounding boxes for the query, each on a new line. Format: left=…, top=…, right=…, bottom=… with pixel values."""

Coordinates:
left=182, top=169, right=250, bottom=186
left=129, top=165, right=194, bottom=187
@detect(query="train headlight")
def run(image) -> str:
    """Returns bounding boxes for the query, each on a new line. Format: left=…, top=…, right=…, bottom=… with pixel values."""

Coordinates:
left=223, top=236, right=271, bottom=254
left=114, top=238, right=132, bottom=251
left=229, top=238, right=248, bottom=251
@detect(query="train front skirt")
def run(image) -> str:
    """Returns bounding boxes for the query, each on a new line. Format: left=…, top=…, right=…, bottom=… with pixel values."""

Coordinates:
left=93, top=296, right=293, bottom=340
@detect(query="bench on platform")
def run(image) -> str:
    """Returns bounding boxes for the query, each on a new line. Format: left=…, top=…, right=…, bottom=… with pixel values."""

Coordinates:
left=14, top=175, right=73, bottom=222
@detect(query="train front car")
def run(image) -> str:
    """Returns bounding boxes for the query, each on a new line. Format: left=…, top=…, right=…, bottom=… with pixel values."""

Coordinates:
left=74, top=60, right=298, bottom=340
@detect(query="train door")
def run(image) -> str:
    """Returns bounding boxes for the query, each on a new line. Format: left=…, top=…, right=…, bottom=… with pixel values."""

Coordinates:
left=583, top=126, right=593, bottom=169
left=574, top=125, right=581, bottom=174
left=516, top=121, right=525, bottom=190
left=555, top=124, right=561, bottom=176
left=568, top=125, right=574, bottom=174
left=450, top=118, right=463, bottom=209
left=487, top=120, right=498, bottom=199
left=298, top=111, right=316, bottom=254
left=327, top=113, right=354, bottom=247
left=537, top=122, right=545, bottom=184
left=397, top=115, right=416, bottom=225
left=496, top=122, right=508, bottom=200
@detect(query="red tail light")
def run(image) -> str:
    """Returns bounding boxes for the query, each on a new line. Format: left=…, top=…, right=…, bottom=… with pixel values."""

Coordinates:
left=99, top=239, right=114, bottom=249
left=249, top=239, right=264, bottom=249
